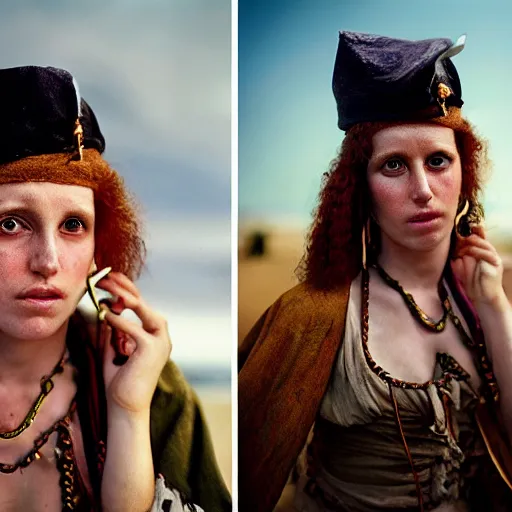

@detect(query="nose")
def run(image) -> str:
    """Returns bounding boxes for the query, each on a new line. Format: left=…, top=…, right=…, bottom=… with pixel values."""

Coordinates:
left=29, top=233, right=60, bottom=278
left=409, top=163, right=433, bottom=204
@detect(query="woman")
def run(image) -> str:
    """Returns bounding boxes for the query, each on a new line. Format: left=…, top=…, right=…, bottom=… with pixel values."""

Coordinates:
left=239, top=32, right=512, bottom=511
left=0, top=66, right=231, bottom=511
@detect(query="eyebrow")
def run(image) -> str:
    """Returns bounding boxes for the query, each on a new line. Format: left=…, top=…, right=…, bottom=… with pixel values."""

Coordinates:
left=0, top=202, right=95, bottom=219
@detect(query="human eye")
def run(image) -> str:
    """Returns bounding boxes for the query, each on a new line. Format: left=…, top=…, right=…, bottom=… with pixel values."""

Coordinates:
left=0, top=217, right=25, bottom=235
left=62, top=217, right=86, bottom=233
left=427, top=153, right=452, bottom=170
left=381, top=158, right=405, bottom=173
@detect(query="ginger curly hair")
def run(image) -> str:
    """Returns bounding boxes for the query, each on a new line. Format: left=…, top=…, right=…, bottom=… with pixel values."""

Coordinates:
left=297, top=109, right=489, bottom=290
left=0, top=149, right=145, bottom=280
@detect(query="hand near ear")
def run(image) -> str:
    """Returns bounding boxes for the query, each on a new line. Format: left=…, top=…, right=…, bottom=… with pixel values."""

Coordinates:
left=451, top=225, right=506, bottom=309
left=95, top=272, right=172, bottom=414
left=93, top=273, right=170, bottom=512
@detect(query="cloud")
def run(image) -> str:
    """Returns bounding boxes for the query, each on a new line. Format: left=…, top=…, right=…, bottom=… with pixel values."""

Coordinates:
left=0, top=0, right=231, bottom=195
left=158, top=306, right=231, bottom=368
left=137, top=217, right=231, bottom=311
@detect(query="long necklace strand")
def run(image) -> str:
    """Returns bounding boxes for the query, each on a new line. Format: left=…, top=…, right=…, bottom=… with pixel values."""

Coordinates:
left=374, top=264, right=450, bottom=332
left=445, top=299, right=499, bottom=403
left=0, top=351, right=67, bottom=440
left=55, top=417, right=81, bottom=511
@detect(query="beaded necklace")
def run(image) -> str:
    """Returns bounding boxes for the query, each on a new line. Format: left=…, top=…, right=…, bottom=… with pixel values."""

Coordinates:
left=0, top=396, right=84, bottom=510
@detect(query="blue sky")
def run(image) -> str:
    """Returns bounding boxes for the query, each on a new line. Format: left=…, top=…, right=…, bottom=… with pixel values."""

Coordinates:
left=239, top=0, right=512, bottom=235
left=0, top=0, right=231, bottom=370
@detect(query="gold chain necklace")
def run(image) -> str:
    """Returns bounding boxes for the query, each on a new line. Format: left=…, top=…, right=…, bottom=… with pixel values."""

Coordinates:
left=0, top=397, right=76, bottom=474
left=374, top=264, right=450, bottom=332
left=0, top=351, right=67, bottom=440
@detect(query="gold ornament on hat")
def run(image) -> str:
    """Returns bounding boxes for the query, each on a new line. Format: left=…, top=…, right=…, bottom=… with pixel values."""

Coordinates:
left=71, top=76, right=84, bottom=161
left=437, top=82, right=452, bottom=116
left=73, top=119, right=84, bottom=161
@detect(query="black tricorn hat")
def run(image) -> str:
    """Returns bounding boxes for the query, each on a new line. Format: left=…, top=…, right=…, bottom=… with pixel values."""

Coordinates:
left=332, top=31, right=466, bottom=131
left=0, top=66, right=105, bottom=165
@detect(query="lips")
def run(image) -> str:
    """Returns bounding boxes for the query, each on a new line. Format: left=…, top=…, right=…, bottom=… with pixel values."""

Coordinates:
left=17, top=286, right=65, bottom=300
left=408, top=211, right=442, bottom=223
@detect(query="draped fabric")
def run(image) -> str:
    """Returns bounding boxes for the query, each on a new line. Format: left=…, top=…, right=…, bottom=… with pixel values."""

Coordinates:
left=239, top=273, right=512, bottom=512
left=294, top=277, right=484, bottom=511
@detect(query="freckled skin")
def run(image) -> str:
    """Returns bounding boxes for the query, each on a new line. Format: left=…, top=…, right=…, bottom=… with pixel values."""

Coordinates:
left=0, top=182, right=95, bottom=342
left=0, top=183, right=95, bottom=512
left=363, top=124, right=484, bottom=388
left=367, top=124, right=462, bottom=253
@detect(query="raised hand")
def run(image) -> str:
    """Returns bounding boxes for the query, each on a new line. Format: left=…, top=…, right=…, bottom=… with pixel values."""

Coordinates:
left=451, top=225, right=506, bottom=309
left=96, top=272, right=172, bottom=413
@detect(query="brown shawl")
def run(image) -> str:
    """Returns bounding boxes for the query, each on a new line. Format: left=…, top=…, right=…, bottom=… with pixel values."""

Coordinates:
left=238, top=280, right=512, bottom=512
left=238, top=282, right=350, bottom=512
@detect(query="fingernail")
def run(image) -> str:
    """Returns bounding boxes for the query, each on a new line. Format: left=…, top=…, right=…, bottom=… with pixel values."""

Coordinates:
left=113, top=299, right=125, bottom=314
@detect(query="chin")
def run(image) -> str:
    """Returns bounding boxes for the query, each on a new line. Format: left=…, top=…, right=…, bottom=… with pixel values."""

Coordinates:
left=0, top=315, right=70, bottom=341
left=405, top=231, right=450, bottom=253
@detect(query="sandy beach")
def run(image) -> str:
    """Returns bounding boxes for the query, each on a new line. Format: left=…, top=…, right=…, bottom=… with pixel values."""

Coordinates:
left=239, top=227, right=304, bottom=341
left=197, top=388, right=232, bottom=491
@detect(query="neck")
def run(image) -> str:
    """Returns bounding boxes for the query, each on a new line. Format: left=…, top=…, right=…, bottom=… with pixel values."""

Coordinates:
left=0, top=321, right=69, bottom=388
left=377, top=234, right=451, bottom=292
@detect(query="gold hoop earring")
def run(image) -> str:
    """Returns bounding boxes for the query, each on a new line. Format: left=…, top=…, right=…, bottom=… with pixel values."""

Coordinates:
left=86, top=267, right=112, bottom=321
left=455, top=199, right=484, bottom=237
left=454, top=199, right=469, bottom=229
left=362, top=218, right=371, bottom=270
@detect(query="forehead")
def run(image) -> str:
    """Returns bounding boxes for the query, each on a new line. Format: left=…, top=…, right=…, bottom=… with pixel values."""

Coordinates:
left=371, top=124, right=457, bottom=153
left=0, top=182, right=94, bottom=211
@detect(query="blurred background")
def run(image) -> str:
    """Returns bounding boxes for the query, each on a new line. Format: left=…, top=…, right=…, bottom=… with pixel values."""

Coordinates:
left=0, top=0, right=231, bottom=488
left=239, top=0, right=512, bottom=343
